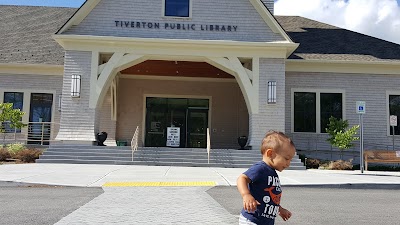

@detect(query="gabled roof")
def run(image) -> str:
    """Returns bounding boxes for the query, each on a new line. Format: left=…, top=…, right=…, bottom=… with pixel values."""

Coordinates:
left=0, top=5, right=76, bottom=65
left=56, top=0, right=293, bottom=43
left=276, top=16, right=400, bottom=62
left=1, top=5, right=400, bottom=65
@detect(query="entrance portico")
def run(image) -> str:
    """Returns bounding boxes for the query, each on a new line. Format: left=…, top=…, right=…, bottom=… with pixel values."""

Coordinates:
left=52, top=0, right=297, bottom=149
left=54, top=36, right=296, bottom=148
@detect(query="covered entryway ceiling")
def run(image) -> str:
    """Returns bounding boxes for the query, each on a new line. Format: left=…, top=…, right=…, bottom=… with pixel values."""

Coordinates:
left=92, top=53, right=260, bottom=116
left=121, top=60, right=234, bottom=78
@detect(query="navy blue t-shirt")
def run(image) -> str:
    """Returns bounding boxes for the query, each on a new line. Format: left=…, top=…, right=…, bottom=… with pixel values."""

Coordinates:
left=241, top=161, right=282, bottom=225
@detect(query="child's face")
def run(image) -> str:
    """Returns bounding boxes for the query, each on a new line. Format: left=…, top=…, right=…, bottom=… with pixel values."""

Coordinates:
left=269, top=144, right=296, bottom=172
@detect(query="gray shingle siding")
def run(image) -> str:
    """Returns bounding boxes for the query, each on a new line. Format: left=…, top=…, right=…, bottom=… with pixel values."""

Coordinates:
left=56, top=51, right=97, bottom=141
left=0, top=73, right=63, bottom=137
left=63, top=0, right=284, bottom=42
left=249, top=58, right=286, bottom=148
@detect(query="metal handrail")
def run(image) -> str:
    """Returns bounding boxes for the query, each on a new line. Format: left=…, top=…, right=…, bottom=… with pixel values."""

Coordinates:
left=1, top=122, right=60, bottom=145
left=131, top=126, right=139, bottom=161
left=207, top=128, right=211, bottom=164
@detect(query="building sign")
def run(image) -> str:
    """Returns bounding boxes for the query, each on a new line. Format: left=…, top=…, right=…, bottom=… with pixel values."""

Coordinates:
left=166, top=127, right=180, bottom=147
left=115, top=21, right=238, bottom=32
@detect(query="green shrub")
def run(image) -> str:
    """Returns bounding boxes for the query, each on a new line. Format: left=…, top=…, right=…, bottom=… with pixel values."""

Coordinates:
left=0, top=148, right=11, bottom=161
left=326, top=116, right=359, bottom=150
left=328, top=160, right=353, bottom=170
left=14, top=149, right=42, bottom=163
left=6, top=143, right=26, bottom=156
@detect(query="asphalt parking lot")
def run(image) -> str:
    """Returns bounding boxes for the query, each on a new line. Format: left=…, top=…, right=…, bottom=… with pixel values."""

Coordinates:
left=0, top=181, right=103, bottom=225
left=207, top=185, right=400, bottom=225
left=2, top=181, right=400, bottom=225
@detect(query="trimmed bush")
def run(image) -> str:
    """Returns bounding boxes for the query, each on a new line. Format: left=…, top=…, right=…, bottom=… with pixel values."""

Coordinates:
left=14, top=149, right=43, bottom=163
left=306, top=158, right=321, bottom=169
left=328, top=160, right=353, bottom=170
left=0, top=148, right=11, bottom=161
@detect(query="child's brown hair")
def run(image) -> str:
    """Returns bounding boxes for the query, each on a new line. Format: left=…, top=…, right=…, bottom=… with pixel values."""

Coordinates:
left=260, top=130, right=295, bottom=155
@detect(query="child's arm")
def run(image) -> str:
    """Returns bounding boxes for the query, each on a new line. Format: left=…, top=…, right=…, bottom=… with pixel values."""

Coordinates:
left=237, top=174, right=260, bottom=213
left=279, top=206, right=292, bottom=221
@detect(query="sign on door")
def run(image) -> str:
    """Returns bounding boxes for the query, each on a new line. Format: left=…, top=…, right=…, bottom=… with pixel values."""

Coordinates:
left=166, top=127, right=180, bottom=147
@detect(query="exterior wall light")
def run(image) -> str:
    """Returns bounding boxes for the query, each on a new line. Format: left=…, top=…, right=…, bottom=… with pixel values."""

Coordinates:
left=58, top=94, right=62, bottom=111
left=267, top=81, right=277, bottom=104
left=71, top=74, right=81, bottom=98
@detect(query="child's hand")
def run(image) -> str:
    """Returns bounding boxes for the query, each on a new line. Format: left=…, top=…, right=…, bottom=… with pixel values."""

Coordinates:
left=242, top=193, right=260, bottom=213
left=279, top=207, right=292, bottom=221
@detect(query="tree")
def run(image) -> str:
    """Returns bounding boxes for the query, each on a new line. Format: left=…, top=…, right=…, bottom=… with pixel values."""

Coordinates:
left=326, top=116, right=360, bottom=159
left=0, top=103, right=26, bottom=144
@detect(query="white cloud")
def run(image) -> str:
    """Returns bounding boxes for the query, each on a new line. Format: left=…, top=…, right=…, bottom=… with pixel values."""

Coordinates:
left=274, top=0, right=400, bottom=44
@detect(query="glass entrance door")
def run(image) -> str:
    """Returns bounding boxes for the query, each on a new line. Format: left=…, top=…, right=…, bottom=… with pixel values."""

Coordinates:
left=145, top=97, right=209, bottom=148
left=145, top=98, right=167, bottom=147
left=28, top=93, right=53, bottom=145
left=186, top=109, right=208, bottom=148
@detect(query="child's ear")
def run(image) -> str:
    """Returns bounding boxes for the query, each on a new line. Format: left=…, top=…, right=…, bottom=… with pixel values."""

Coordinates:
left=265, top=148, right=274, bottom=157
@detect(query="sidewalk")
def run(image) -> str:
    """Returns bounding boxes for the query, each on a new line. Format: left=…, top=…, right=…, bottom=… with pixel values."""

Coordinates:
left=0, top=163, right=399, bottom=187
left=1, top=164, right=400, bottom=224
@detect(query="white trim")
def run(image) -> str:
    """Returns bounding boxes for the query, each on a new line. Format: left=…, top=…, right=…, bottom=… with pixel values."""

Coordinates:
left=111, top=78, right=117, bottom=121
left=286, top=59, right=400, bottom=75
left=53, top=35, right=297, bottom=58
left=142, top=94, right=212, bottom=146
left=291, top=88, right=346, bottom=134
left=162, top=0, right=193, bottom=19
left=57, top=0, right=102, bottom=34
left=386, top=90, right=400, bottom=136
left=119, top=74, right=236, bottom=82
left=89, top=51, right=99, bottom=108
left=247, top=0, right=293, bottom=42
left=0, top=63, right=64, bottom=76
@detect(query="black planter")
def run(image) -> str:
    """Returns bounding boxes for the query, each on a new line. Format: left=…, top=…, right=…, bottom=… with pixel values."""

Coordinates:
left=96, top=132, right=108, bottom=146
left=237, top=136, right=248, bottom=150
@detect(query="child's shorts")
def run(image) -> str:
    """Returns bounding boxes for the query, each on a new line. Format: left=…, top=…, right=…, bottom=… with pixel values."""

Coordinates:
left=239, top=214, right=257, bottom=225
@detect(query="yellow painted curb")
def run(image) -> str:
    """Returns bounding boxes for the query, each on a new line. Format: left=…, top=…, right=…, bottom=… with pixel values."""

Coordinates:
left=103, top=181, right=217, bottom=187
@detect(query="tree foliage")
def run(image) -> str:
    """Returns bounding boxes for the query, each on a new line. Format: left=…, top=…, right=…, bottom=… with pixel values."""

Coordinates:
left=0, top=103, right=26, bottom=136
left=326, top=116, right=360, bottom=150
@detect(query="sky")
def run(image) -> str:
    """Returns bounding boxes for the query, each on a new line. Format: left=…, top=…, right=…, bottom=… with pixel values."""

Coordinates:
left=275, top=0, right=400, bottom=44
left=0, top=0, right=399, bottom=44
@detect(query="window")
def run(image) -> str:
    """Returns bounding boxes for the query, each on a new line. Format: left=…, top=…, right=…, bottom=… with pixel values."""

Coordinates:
left=293, top=91, right=343, bottom=133
left=320, top=93, right=342, bottom=133
left=294, top=92, right=316, bottom=132
left=389, top=95, right=400, bottom=135
left=164, top=0, right=190, bottom=17
left=3, top=92, right=24, bottom=133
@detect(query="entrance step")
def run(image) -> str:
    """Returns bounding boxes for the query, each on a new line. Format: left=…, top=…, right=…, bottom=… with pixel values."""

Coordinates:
left=37, top=146, right=306, bottom=169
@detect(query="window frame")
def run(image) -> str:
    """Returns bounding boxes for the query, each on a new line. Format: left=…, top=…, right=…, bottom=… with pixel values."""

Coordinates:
left=291, top=88, right=346, bottom=134
left=162, top=0, right=192, bottom=19
left=0, top=89, right=57, bottom=136
left=386, top=91, right=400, bottom=136
left=3, top=92, right=24, bottom=133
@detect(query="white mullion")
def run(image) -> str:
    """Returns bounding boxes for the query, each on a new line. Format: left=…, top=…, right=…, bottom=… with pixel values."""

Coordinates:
left=316, top=91, right=321, bottom=133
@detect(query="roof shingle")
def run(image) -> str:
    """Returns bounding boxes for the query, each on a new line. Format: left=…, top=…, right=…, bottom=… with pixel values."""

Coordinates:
left=1, top=6, right=399, bottom=65
left=0, top=5, right=76, bottom=65
left=275, top=16, right=400, bottom=62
